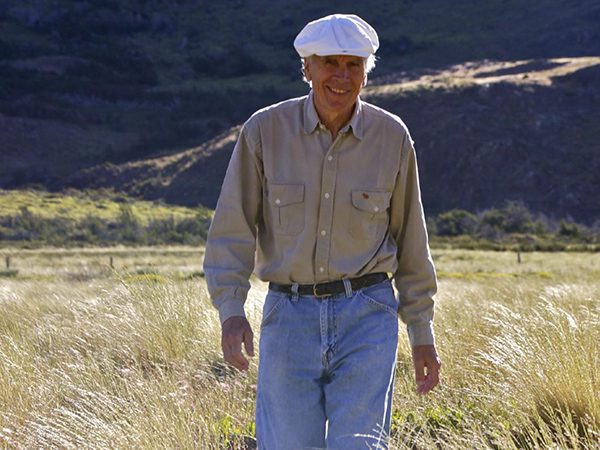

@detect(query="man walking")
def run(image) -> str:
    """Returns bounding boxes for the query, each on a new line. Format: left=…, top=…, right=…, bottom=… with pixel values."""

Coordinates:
left=204, top=13, right=440, bottom=449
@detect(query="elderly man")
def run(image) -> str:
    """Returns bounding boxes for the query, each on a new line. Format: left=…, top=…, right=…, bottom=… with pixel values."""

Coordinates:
left=204, top=13, right=440, bottom=449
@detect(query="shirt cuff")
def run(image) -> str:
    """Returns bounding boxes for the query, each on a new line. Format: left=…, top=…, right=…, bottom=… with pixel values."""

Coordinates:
left=218, top=298, right=247, bottom=324
left=407, top=321, right=435, bottom=347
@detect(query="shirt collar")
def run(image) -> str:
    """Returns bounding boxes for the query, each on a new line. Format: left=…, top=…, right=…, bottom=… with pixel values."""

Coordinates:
left=303, top=90, right=364, bottom=140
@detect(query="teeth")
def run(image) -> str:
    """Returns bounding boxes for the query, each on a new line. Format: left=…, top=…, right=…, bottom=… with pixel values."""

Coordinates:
left=329, top=87, right=347, bottom=94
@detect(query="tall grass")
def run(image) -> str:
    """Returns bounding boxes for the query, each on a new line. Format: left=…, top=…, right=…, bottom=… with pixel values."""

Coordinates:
left=0, top=249, right=599, bottom=449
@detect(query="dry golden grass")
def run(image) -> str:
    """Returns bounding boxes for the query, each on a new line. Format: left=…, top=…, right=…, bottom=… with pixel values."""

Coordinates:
left=0, top=248, right=599, bottom=449
left=366, top=57, right=600, bottom=95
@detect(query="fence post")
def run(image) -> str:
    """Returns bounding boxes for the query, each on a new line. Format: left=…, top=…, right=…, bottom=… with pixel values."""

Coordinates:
left=5, top=256, right=9, bottom=269
left=109, top=256, right=114, bottom=269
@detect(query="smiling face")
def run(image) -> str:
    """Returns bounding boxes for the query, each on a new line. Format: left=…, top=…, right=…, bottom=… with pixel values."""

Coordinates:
left=304, top=54, right=366, bottom=126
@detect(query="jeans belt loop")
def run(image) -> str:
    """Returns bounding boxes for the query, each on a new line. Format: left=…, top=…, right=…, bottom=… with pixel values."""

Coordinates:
left=291, top=282, right=300, bottom=303
left=342, top=278, right=353, bottom=298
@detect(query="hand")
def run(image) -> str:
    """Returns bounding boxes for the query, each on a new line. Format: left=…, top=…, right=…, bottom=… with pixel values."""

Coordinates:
left=221, top=316, right=254, bottom=371
left=411, top=344, right=441, bottom=395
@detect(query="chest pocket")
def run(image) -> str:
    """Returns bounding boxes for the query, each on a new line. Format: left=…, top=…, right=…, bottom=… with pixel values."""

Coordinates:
left=349, top=190, right=391, bottom=240
left=268, top=183, right=305, bottom=236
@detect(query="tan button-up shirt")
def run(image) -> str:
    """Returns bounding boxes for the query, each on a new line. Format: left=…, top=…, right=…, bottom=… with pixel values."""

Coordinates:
left=204, top=91, right=437, bottom=346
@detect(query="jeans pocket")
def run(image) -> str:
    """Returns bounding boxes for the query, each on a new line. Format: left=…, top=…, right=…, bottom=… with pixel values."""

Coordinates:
left=357, top=280, right=398, bottom=317
left=260, top=291, right=288, bottom=328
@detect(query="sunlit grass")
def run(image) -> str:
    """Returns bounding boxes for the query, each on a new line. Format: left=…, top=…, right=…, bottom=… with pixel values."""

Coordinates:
left=0, top=189, right=209, bottom=225
left=1, top=249, right=599, bottom=448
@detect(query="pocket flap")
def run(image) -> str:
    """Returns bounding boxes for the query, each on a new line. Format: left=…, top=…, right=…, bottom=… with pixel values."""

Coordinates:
left=269, top=184, right=305, bottom=207
left=351, top=190, right=391, bottom=213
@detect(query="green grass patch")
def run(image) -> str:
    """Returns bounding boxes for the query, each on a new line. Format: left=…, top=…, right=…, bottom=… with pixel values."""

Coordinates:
left=437, top=270, right=517, bottom=280
left=0, top=189, right=205, bottom=225
left=437, top=270, right=554, bottom=280
left=0, top=189, right=211, bottom=247
left=0, top=269, right=19, bottom=277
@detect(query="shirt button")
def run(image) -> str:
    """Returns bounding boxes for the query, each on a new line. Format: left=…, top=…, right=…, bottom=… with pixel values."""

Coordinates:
left=319, top=267, right=325, bottom=273
left=275, top=199, right=281, bottom=205
left=327, top=156, right=333, bottom=161
left=320, top=230, right=327, bottom=236
left=324, top=193, right=330, bottom=199
left=374, top=206, right=379, bottom=212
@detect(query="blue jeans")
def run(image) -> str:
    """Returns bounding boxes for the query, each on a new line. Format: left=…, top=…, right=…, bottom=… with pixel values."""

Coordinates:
left=256, top=279, right=399, bottom=450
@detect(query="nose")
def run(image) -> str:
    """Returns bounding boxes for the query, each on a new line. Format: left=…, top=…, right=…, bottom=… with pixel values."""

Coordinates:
left=334, top=66, right=350, bottom=80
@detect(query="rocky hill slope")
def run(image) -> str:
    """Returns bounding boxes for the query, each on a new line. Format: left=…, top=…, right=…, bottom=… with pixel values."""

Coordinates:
left=69, top=57, right=600, bottom=223
left=1, top=0, right=600, bottom=222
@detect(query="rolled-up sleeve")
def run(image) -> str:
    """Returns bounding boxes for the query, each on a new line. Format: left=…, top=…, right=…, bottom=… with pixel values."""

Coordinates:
left=390, top=134, right=438, bottom=347
left=203, top=121, right=263, bottom=324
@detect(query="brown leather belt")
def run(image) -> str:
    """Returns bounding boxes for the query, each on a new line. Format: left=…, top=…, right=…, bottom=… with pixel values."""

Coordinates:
left=268, top=272, right=388, bottom=298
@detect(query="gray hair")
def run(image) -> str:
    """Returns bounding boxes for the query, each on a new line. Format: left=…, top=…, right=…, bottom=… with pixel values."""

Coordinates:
left=301, top=54, right=377, bottom=86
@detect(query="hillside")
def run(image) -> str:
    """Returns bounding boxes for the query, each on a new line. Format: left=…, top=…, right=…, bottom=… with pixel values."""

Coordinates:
left=1, top=0, right=600, bottom=221
left=67, top=56, right=600, bottom=223
left=367, top=57, right=600, bottom=223
left=68, top=126, right=241, bottom=208
left=0, top=189, right=211, bottom=246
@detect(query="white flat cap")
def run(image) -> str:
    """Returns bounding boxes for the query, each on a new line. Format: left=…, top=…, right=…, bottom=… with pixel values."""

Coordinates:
left=294, top=14, right=379, bottom=58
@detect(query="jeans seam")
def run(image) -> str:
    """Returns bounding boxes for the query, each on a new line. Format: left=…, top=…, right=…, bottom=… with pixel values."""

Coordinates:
left=332, top=299, right=338, bottom=356
left=260, top=293, right=287, bottom=328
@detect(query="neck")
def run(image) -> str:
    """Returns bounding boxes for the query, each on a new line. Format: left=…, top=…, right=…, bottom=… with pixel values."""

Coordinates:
left=314, top=102, right=356, bottom=141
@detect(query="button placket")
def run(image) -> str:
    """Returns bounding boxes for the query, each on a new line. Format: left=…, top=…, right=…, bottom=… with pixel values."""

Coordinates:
left=314, top=136, right=342, bottom=282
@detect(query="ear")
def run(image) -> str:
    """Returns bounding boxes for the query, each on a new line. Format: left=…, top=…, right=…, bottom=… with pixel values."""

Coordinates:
left=303, top=57, right=312, bottom=81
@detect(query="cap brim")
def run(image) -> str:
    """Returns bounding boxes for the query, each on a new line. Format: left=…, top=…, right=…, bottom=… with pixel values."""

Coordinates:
left=313, top=49, right=371, bottom=58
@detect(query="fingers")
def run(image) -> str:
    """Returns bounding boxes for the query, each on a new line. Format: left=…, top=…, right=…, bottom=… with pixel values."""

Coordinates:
left=419, top=361, right=440, bottom=395
left=243, top=327, right=255, bottom=357
left=412, top=344, right=442, bottom=395
left=427, top=357, right=441, bottom=391
left=413, top=354, right=426, bottom=394
left=221, top=316, right=254, bottom=371
left=222, top=333, right=248, bottom=371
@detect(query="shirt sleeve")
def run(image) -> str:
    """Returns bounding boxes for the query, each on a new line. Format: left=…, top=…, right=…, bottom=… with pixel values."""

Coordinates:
left=203, top=121, right=263, bottom=324
left=389, top=132, right=438, bottom=347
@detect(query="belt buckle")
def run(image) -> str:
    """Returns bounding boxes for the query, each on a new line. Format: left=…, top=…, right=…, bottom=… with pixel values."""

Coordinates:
left=312, top=283, right=329, bottom=298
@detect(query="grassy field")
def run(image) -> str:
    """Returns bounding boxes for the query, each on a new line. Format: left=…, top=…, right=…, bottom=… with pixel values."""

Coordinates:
left=0, top=248, right=599, bottom=449
left=0, top=189, right=206, bottom=225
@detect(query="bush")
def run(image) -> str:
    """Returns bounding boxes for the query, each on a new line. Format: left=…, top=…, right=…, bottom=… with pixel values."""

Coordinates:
left=0, top=206, right=208, bottom=247
left=480, top=201, right=541, bottom=235
left=428, top=203, right=595, bottom=251
left=436, top=209, right=479, bottom=236
left=558, top=220, right=583, bottom=239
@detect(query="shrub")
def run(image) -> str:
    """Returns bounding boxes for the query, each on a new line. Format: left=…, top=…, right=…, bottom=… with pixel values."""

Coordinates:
left=558, top=220, right=583, bottom=239
left=480, top=201, right=541, bottom=234
left=0, top=204, right=208, bottom=247
left=436, top=209, right=479, bottom=236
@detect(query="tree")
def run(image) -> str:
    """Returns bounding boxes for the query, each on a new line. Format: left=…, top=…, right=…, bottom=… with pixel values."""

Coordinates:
left=480, top=201, right=541, bottom=235
left=436, top=209, right=479, bottom=236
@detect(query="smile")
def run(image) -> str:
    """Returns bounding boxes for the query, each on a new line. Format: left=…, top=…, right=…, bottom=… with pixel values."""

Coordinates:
left=327, top=86, right=349, bottom=94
